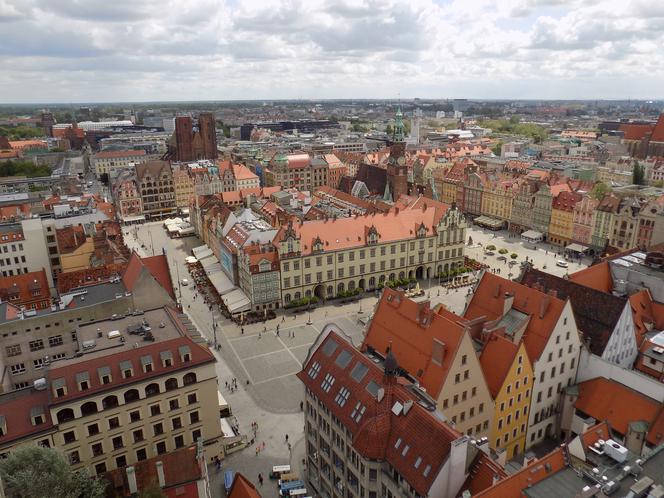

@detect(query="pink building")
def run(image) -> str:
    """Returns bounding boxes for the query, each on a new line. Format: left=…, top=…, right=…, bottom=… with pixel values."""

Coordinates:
left=572, top=195, right=598, bottom=246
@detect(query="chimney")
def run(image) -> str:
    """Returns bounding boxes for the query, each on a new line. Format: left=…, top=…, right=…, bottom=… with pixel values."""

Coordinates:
left=156, top=461, right=166, bottom=488
left=503, top=292, right=514, bottom=316
left=126, top=466, right=138, bottom=494
left=539, top=295, right=550, bottom=319
left=548, top=289, right=558, bottom=299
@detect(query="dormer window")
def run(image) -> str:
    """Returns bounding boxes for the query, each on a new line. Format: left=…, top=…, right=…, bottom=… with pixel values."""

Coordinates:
left=179, top=346, right=191, bottom=363
left=76, top=372, right=89, bottom=391
left=367, top=226, right=379, bottom=245
left=53, top=378, right=67, bottom=398
left=141, top=355, right=153, bottom=373
left=160, top=351, right=173, bottom=368
left=30, top=406, right=45, bottom=426
left=120, top=360, right=133, bottom=379
left=98, top=366, right=111, bottom=385
left=312, top=236, right=324, bottom=253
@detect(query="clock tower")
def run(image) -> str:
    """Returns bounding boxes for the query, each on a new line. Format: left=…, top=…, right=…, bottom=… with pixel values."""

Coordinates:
left=386, top=105, right=409, bottom=202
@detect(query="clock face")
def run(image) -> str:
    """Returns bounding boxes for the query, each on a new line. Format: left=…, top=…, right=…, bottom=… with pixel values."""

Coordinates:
left=397, top=156, right=406, bottom=166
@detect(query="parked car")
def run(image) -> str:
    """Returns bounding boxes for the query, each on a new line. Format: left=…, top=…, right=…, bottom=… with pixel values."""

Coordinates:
left=181, top=278, right=189, bottom=286
left=556, top=260, right=568, bottom=268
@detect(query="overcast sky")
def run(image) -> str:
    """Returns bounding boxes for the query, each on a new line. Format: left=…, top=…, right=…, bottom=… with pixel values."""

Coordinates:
left=1, top=0, right=663, bottom=103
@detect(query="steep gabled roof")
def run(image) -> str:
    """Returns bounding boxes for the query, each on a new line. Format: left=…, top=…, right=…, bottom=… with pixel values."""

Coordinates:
left=479, top=334, right=520, bottom=398
left=521, top=268, right=624, bottom=356
left=227, top=473, right=261, bottom=498
left=465, top=272, right=566, bottom=363
left=362, top=288, right=467, bottom=397
left=122, top=251, right=176, bottom=301
left=568, top=261, right=613, bottom=293
left=457, top=451, right=507, bottom=497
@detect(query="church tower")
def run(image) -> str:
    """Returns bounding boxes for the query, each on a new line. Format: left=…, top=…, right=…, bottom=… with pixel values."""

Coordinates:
left=386, top=105, right=409, bottom=201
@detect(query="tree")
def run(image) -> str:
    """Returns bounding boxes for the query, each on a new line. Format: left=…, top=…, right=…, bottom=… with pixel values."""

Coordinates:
left=491, top=140, right=503, bottom=156
left=0, top=445, right=107, bottom=498
left=385, top=124, right=393, bottom=136
left=590, top=182, right=611, bottom=200
left=632, top=161, right=646, bottom=185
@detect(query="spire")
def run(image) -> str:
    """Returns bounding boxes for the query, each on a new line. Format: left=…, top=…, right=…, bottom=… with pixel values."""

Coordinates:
left=383, top=180, right=392, bottom=202
left=393, top=105, right=405, bottom=142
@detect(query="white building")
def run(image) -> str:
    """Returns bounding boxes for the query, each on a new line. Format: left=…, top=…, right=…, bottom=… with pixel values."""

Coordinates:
left=92, top=150, right=147, bottom=177
left=77, top=120, right=134, bottom=131
left=0, top=219, right=56, bottom=288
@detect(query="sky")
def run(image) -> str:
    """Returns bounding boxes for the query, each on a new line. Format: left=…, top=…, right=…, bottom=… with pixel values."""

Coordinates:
left=1, top=0, right=663, bottom=103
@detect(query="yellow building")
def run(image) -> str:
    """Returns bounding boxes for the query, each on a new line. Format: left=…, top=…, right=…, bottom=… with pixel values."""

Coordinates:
left=548, top=191, right=582, bottom=246
left=173, top=166, right=195, bottom=210
left=481, top=179, right=515, bottom=221
left=480, top=335, right=533, bottom=459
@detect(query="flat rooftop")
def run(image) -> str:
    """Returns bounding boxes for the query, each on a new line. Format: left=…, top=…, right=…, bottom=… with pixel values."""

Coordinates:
left=57, top=308, right=183, bottom=366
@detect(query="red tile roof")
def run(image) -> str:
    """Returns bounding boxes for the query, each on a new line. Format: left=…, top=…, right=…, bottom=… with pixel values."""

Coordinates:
left=56, top=225, right=87, bottom=254
left=464, top=273, right=566, bottom=363
left=652, top=114, right=664, bottom=142
left=362, top=288, right=467, bottom=397
left=298, top=329, right=460, bottom=497
left=56, top=264, right=128, bottom=293
left=551, top=191, right=582, bottom=212
left=0, top=269, right=51, bottom=310
left=574, top=377, right=660, bottom=437
left=619, top=122, right=655, bottom=141
left=104, top=445, right=204, bottom=497
left=629, top=289, right=664, bottom=347
left=227, top=473, right=261, bottom=498
left=122, top=252, right=176, bottom=301
left=275, top=202, right=448, bottom=256
left=479, top=333, right=519, bottom=399
left=0, top=388, right=53, bottom=445
left=457, top=452, right=507, bottom=497
left=474, top=447, right=566, bottom=498
left=568, top=262, right=613, bottom=293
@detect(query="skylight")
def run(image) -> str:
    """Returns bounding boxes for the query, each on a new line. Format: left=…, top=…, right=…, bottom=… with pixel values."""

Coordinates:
left=423, top=464, right=431, bottom=477
left=334, top=386, right=351, bottom=407
left=322, top=339, right=338, bottom=357
left=335, top=349, right=353, bottom=369
left=366, top=380, right=379, bottom=397
left=321, top=373, right=335, bottom=393
left=350, top=362, right=369, bottom=383
left=351, top=401, right=366, bottom=423
left=308, top=361, right=321, bottom=379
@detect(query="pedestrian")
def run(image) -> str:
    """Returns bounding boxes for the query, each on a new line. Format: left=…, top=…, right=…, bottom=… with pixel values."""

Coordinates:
left=276, top=329, right=280, bottom=337
left=262, top=441, right=265, bottom=450
left=263, top=326, right=267, bottom=333
left=241, top=327, right=244, bottom=335
left=285, top=434, right=289, bottom=443
left=300, top=401, right=304, bottom=411
left=258, top=473, right=263, bottom=486
left=255, top=447, right=259, bottom=456
left=288, top=442, right=292, bottom=451
left=225, top=381, right=228, bottom=389
left=282, top=315, right=285, bottom=323
left=258, top=332, right=261, bottom=339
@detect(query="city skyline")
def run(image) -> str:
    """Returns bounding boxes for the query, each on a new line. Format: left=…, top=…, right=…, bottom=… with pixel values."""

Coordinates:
left=1, top=0, right=663, bottom=103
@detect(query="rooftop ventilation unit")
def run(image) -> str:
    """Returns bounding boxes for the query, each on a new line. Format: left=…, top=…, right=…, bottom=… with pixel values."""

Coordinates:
left=604, top=439, right=628, bottom=463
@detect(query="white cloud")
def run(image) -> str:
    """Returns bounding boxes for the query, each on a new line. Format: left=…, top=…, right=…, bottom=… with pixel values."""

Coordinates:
left=0, top=0, right=663, bottom=102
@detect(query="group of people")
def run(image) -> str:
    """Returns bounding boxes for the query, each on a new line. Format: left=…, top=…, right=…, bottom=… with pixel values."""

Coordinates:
left=225, top=377, right=239, bottom=393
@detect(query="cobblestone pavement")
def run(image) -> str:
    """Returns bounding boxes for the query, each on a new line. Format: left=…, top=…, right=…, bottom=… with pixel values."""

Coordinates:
left=123, top=221, right=589, bottom=494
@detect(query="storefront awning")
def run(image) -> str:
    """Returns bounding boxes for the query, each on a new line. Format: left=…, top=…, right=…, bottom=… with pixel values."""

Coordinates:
left=521, top=230, right=544, bottom=241
left=121, top=214, right=145, bottom=223
left=208, top=271, right=236, bottom=296
left=565, top=243, right=589, bottom=253
left=192, top=245, right=213, bottom=259
left=475, top=215, right=504, bottom=228
left=221, top=288, right=251, bottom=314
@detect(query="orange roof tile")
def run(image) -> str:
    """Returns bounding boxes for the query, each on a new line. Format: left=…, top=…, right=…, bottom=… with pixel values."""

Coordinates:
left=232, top=163, right=259, bottom=181
left=619, top=122, right=655, bottom=141
left=276, top=203, right=449, bottom=256
left=227, top=473, right=261, bottom=498
left=479, top=333, right=520, bottom=398
left=457, top=452, right=507, bottom=497
left=0, top=388, right=53, bottom=445
left=574, top=377, right=660, bottom=437
left=652, top=114, right=664, bottom=142
left=0, top=269, right=50, bottom=309
left=362, top=289, right=467, bottom=396
left=568, top=262, right=613, bottom=293
left=464, top=273, right=566, bottom=363
left=648, top=408, right=664, bottom=446
left=474, top=447, right=567, bottom=498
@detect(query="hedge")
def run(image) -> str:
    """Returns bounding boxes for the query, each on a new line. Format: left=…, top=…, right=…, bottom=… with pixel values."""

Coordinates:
left=284, top=296, right=319, bottom=309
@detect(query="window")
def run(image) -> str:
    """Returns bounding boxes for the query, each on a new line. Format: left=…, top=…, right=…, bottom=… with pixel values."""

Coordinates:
left=461, top=354, right=467, bottom=365
left=321, top=373, right=335, bottom=393
left=150, top=404, right=161, bottom=417
left=129, top=410, right=141, bottom=423
left=112, top=436, right=124, bottom=450
left=172, top=417, right=182, bottom=430
left=95, top=463, right=107, bottom=475
left=63, top=431, right=76, bottom=444
left=570, top=357, right=576, bottom=369
left=133, top=429, right=144, bottom=443
left=92, top=443, right=104, bottom=457
left=136, top=448, right=147, bottom=461
left=153, top=423, right=164, bottom=436
left=88, top=423, right=100, bottom=436
left=174, top=435, right=185, bottom=448
left=156, top=441, right=167, bottom=455
left=189, top=411, right=200, bottom=424
left=187, top=392, right=198, bottom=405
left=5, top=344, right=21, bottom=357
left=455, top=373, right=460, bottom=383
left=192, top=429, right=202, bottom=442
left=308, top=361, right=322, bottom=379
left=116, top=455, right=127, bottom=468
left=169, top=398, right=180, bottom=411
left=351, top=401, right=366, bottom=423
left=29, top=339, right=44, bottom=352
left=10, top=363, right=25, bottom=375
left=69, top=451, right=80, bottom=464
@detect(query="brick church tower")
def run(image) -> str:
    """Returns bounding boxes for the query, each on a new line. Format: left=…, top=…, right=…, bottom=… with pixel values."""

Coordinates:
left=386, top=105, right=409, bottom=201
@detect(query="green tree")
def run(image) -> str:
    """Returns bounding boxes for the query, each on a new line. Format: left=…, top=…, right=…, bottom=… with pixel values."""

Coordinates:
left=385, top=124, right=393, bottom=136
left=590, top=182, right=611, bottom=200
left=0, top=159, right=50, bottom=178
left=491, top=140, right=503, bottom=156
left=632, top=161, right=646, bottom=185
left=653, top=180, right=664, bottom=188
left=0, top=445, right=107, bottom=498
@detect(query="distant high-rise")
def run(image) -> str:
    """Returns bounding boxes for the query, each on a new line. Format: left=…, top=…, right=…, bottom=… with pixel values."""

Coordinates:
left=175, top=116, right=194, bottom=162
left=173, top=114, right=217, bottom=162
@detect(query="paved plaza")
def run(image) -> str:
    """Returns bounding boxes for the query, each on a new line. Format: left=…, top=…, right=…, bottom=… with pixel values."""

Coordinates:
left=122, top=220, right=590, bottom=493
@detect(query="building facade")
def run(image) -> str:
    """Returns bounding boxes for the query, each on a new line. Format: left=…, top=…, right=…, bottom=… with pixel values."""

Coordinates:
left=93, top=150, right=147, bottom=178
left=135, top=161, right=176, bottom=219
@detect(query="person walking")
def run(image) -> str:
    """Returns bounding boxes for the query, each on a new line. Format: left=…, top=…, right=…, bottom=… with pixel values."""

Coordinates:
left=258, top=473, right=263, bottom=486
left=285, top=434, right=289, bottom=443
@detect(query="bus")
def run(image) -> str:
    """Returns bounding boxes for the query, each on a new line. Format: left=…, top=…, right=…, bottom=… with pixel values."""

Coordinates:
left=269, top=465, right=291, bottom=479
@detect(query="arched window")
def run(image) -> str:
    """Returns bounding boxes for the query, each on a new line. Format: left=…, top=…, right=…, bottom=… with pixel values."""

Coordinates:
left=145, top=383, right=160, bottom=397
left=379, top=275, right=386, bottom=283
left=368, top=277, right=376, bottom=288
left=124, top=388, right=140, bottom=404
left=165, top=378, right=178, bottom=391
left=327, top=285, right=333, bottom=297
left=305, top=289, right=311, bottom=297
left=284, top=294, right=291, bottom=303
left=348, top=280, right=355, bottom=290
left=294, top=291, right=301, bottom=300
left=337, top=282, right=344, bottom=294
left=80, top=401, right=98, bottom=417
left=183, top=372, right=197, bottom=386
left=56, top=408, right=75, bottom=424
left=102, top=395, right=119, bottom=410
